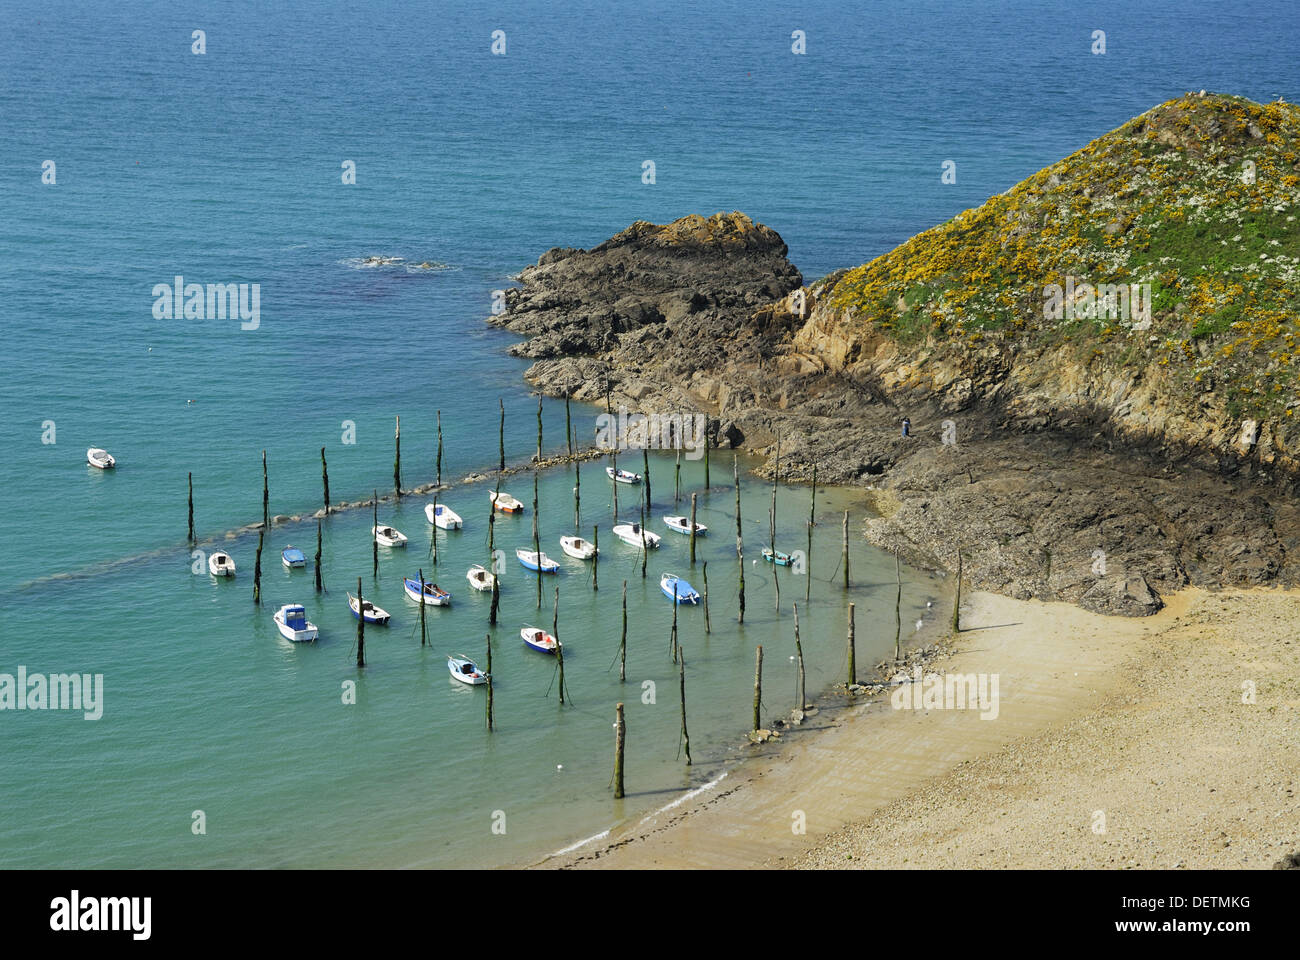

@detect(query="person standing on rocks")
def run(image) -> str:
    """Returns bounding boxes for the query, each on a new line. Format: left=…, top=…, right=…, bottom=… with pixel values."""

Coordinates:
left=901, top=418, right=911, bottom=438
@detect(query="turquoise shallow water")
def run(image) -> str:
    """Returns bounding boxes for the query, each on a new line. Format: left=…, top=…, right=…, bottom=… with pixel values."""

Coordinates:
left=1, top=0, right=1297, bottom=867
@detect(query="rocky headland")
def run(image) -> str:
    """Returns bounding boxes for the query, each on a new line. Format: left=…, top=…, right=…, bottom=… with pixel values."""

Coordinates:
left=490, top=94, right=1300, bottom=616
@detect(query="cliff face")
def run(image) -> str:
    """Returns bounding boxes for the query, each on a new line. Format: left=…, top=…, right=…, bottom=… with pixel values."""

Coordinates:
left=797, top=93, right=1300, bottom=482
left=490, top=96, right=1300, bottom=613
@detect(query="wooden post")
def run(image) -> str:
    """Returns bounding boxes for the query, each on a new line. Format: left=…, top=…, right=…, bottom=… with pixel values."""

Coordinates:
left=356, top=576, right=365, bottom=667
left=394, top=415, right=402, bottom=497
left=670, top=587, right=679, bottom=663
left=642, top=446, right=651, bottom=512
left=592, top=524, right=599, bottom=592
left=735, top=457, right=745, bottom=624
left=619, top=580, right=627, bottom=681
left=847, top=602, right=856, bottom=685
left=752, top=645, right=763, bottom=732
left=321, top=447, right=330, bottom=514
left=895, top=549, right=903, bottom=659
left=314, top=521, right=323, bottom=594
left=611, top=452, right=619, bottom=523
left=485, top=633, right=494, bottom=731
left=951, top=548, right=962, bottom=635
left=573, top=460, right=581, bottom=533
left=565, top=389, right=573, bottom=457
left=639, top=500, right=647, bottom=579
left=252, top=529, right=263, bottom=605
left=187, top=472, right=194, bottom=542
left=533, top=470, right=541, bottom=609
left=499, top=398, right=505, bottom=472
left=613, top=703, right=626, bottom=799
left=675, top=447, right=681, bottom=504
left=555, top=605, right=569, bottom=705
left=702, top=561, right=711, bottom=634
left=794, top=602, right=806, bottom=713
left=842, top=510, right=850, bottom=588
left=679, top=651, right=691, bottom=766
left=489, top=475, right=499, bottom=625
left=372, top=491, right=379, bottom=578
left=536, top=395, right=543, bottom=463
left=419, top=569, right=428, bottom=647
left=261, top=450, right=268, bottom=530
left=689, top=492, right=698, bottom=565
left=436, top=410, right=443, bottom=489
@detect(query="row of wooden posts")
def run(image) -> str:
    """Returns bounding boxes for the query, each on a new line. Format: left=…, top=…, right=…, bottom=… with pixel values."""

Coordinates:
left=185, top=397, right=961, bottom=797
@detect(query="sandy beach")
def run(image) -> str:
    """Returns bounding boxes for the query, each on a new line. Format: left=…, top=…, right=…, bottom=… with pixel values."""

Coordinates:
left=539, top=587, right=1299, bottom=869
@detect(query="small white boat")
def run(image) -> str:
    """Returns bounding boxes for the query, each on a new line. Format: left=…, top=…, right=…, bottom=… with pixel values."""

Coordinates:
left=208, top=551, right=236, bottom=577
left=404, top=577, right=451, bottom=606
left=490, top=491, right=524, bottom=513
left=447, top=654, right=488, bottom=685
left=348, top=593, right=391, bottom=624
left=606, top=466, right=641, bottom=484
left=516, top=548, right=560, bottom=573
left=612, top=522, right=661, bottom=549
left=466, top=564, right=496, bottom=592
left=559, top=535, right=597, bottom=560
left=521, top=626, right=558, bottom=654
left=425, top=502, right=463, bottom=529
left=273, top=604, right=318, bottom=643
left=663, top=515, right=708, bottom=536
left=281, top=546, right=306, bottom=568
left=373, top=525, right=408, bottom=548
left=86, top=448, right=116, bottom=469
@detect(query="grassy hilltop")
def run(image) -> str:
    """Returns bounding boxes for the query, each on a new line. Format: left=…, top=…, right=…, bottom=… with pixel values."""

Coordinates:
left=825, top=93, right=1300, bottom=420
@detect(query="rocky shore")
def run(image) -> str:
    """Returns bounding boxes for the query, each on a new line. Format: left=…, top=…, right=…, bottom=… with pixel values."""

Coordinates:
left=490, top=207, right=1300, bottom=616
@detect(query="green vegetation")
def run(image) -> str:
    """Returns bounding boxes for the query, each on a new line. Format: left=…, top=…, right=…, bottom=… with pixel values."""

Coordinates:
left=828, top=93, right=1300, bottom=417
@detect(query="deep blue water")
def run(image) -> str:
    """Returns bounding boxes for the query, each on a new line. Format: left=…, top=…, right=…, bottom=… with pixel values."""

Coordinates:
left=1, top=0, right=1296, bottom=867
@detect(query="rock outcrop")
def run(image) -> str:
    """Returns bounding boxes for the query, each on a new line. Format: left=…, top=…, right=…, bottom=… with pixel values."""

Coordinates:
left=487, top=96, right=1300, bottom=614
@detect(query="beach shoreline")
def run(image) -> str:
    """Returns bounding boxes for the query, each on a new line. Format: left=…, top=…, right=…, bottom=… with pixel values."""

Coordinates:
left=534, top=585, right=1299, bottom=869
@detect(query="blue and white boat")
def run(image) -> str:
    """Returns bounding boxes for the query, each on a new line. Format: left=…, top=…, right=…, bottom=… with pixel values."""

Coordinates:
left=660, top=572, right=700, bottom=604
left=762, top=547, right=794, bottom=566
left=348, top=593, right=391, bottom=624
left=663, top=515, right=707, bottom=536
left=281, top=546, right=306, bottom=569
left=404, top=577, right=451, bottom=606
left=447, top=654, right=488, bottom=685
left=516, top=548, right=559, bottom=573
left=520, top=626, right=559, bottom=654
left=425, top=502, right=463, bottom=530
left=273, top=604, right=318, bottom=642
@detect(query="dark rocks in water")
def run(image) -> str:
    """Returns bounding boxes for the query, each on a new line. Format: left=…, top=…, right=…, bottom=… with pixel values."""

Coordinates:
left=1078, top=575, right=1163, bottom=617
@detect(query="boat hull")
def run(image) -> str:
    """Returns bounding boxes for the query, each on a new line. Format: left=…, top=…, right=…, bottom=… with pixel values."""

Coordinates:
left=660, top=577, right=700, bottom=604
left=520, top=628, right=558, bottom=654
left=466, top=566, right=496, bottom=592
left=559, top=537, right=596, bottom=560
left=348, top=595, right=391, bottom=624
left=517, top=550, right=559, bottom=573
left=426, top=503, right=463, bottom=529
left=274, top=613, right=318, bottom=643
left=404, top=579, right=451, bottom=606
left=448, top=658, right=488, bottom=684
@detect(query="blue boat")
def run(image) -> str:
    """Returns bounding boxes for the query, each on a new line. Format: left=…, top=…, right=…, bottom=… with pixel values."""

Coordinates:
left=282, top=546, right=306, bottom=569
left=516, top=548, right=559, bottom=573
left=660, top=573, right=700, bottom=604
left=762, top=547, right=793, bottom=567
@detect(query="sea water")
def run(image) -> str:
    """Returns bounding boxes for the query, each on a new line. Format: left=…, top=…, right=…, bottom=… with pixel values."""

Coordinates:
left=1, top=0, right=1296, bottom=867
